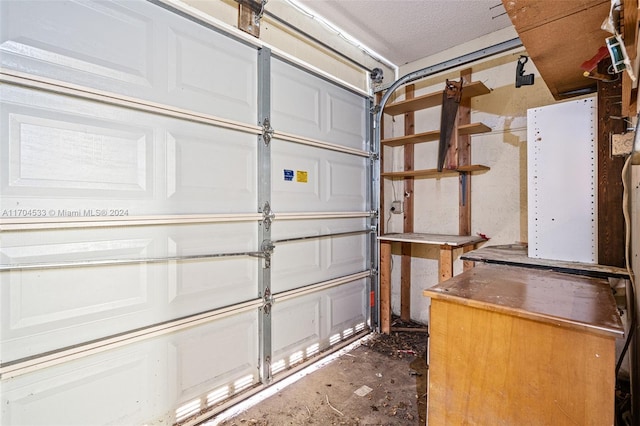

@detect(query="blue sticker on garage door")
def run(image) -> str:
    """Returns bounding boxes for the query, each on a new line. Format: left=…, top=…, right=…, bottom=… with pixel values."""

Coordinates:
left=284, top=169, right=294, bottom=181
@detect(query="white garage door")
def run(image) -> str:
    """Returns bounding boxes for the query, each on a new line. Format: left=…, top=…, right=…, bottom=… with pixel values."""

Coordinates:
left=0, top=1, right=375, bottom=425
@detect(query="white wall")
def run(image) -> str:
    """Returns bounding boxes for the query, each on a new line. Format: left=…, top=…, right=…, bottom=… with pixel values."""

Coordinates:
left=383, top=28, right=561, bottom=323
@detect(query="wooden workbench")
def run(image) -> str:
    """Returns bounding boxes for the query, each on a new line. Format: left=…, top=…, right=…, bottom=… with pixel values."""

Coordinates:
left=423, top=263, right=624, bottom=425
left=378, top=233, right=484, bottom=334
left=461, top=243, right=630, bottom=279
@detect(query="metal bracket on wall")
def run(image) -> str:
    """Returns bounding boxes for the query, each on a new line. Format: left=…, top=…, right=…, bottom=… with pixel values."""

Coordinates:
left=236, top=0, right=266, bottom=37
left=261, top=117, right=274, bottom=145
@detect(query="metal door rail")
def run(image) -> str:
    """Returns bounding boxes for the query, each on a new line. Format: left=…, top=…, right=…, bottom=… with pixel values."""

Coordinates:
left=274, top=270, right=372, bottom=303
left=0, top=213, right=264, bottom=231
left=272, top=229, right=372, bottom=244
left=275, top=211, right=373, bottom=220
left=0, top=250, right=264, bottom=272
left=0, top=69, right=262, bottom=136
left=0, top=297, right=263, bottom=380
left=273, top=130, right=370, bottom=157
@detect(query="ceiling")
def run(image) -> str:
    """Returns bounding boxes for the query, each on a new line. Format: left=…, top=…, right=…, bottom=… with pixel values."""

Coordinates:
left=293, top=0, right=514, bottom=66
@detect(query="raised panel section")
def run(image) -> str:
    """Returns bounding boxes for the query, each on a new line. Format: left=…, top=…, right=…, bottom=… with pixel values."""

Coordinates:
left=272, top=294, right=322, bottom=365
left=0, top=0, right=152, bottom=88
left=7, top=113, right=150, bottom=194
left=169, top=310, right=258, bottom=402
left=167, top=223, right=257, bottom=311
left=326, top=90, right=367, bottom=147
left=0, top=85, right=257, bottom=215
left=0, top=310, right=259, bottom=425
left=166, top=26, right=257, bottom=122
left=271, top=140, right=366, bottom=212
left=271, top=218, right=367, bottom=293
left=0, top=222, right=258, bottom=363
left=166, top=131, right=255, bottom=210
left=271, top=280, right=367, bottom=373
left=271, top=58, right=366, bottom=150
left=326, top=280, right=367, bottom=333
left=0, top=0, right=257, bottom=122
left=0, top=340, right=164, bottom=426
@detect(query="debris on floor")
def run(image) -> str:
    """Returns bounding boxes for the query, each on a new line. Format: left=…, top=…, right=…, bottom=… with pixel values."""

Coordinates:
left=219, top=316, right=428, bottom=425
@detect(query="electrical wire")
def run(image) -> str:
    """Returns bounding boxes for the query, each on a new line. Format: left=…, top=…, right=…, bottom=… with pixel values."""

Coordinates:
left=616, top=154, right=636, bottom=426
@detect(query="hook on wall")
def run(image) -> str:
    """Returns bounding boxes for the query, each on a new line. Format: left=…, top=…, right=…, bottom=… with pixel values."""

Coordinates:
left=515, top=55, right=535, bottom=88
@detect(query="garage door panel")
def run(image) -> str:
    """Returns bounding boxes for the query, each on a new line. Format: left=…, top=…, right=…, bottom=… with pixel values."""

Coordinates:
left=169, top=311, right=259, bottom=403
left=271, top=59, right=366, bottom=149
left=272, top=294, right=323, bottom=366
left=0, top=0, right=258, bottom=123
left=271, top=280, right=367, bottom=374
left=165, top=131, right=256, bottom=207
left=168, top=257, right=257, bottom=309
left=0, top=340, right=165, bottom=426
left=325, top=90, right=367, bottom=146
left=0, top=310, right=259, bottom=425
left=271, top=141, right=366, bottom=212
left=0, top=0, right=153, bottom=89
left=3, top=103, right=152, bottom=197
left=271, top=235, right=366, bottom=292
left=271, top=218, right=367, bottom=293
left=327, top=280, right=367, bottom=333
left=167, top=27, right=257, bottom=121
left=0, top=85, right=257, bottom=214
left=0, top=222, right=259, bottom=363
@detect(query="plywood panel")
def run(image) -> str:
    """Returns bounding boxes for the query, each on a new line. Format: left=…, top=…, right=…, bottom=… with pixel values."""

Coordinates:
left=502, top=0, right=611, bottom=99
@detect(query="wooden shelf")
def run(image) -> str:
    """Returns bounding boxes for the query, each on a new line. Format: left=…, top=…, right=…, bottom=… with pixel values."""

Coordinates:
left=383, top=81, right=490, bottom=116
left=381, top=123, right=491, bottom=146
left=381, top=164, right=490, bottom=178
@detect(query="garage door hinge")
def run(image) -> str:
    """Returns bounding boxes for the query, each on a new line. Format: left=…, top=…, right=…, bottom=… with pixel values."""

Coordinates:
left=369, top=152, right=379, bottom=161
left=370, top=268, right=378, bottom=277
left=262, top=287, right=274, bottom=314
left=261, top=239, right=275, bottom=268
left=370, top=209, right=379, bottom=218
left=261, top=118, right=274, bottom=145
left=370, top=225, right=377, bottom=233
left=262, top=202, right=275, bottom=230
left=370, top=104, right=381, bottom=114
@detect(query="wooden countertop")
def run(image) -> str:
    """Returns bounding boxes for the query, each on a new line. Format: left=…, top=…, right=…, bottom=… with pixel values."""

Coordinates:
left=461, top=244, right=630, bottom=279
left=378, top=233, right=485, bottom=247
left=423, top=263, right=624, bottom=338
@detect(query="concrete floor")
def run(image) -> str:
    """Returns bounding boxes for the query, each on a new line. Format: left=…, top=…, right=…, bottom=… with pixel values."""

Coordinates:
left=218, top=327, right=428, bottom=426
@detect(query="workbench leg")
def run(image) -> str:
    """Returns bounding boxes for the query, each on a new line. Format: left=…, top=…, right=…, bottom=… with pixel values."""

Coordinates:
left=380, top=241, right=392, bottom=334
left=463, top=244, right=475, bottom=271
left=439, top=245, right=454, bottom=282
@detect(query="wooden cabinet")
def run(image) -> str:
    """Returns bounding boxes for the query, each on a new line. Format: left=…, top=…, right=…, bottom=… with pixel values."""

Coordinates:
left=423, top=263, right=624, bottom=425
